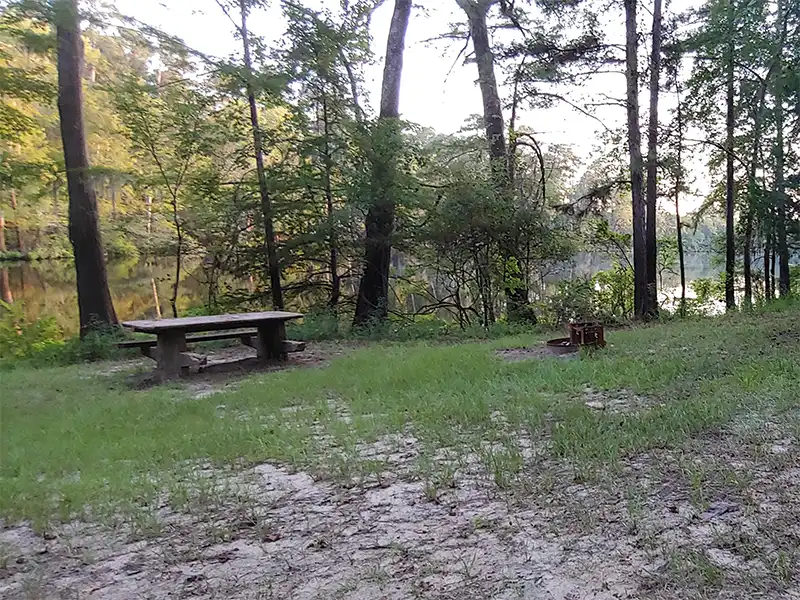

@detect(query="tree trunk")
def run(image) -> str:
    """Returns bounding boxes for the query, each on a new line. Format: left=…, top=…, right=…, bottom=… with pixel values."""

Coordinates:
left=0, top=267, right=12, bottom=304
left=170, top=197, right=181, bottom=319
left=624, top=0, right=647, bottom=319
left=151, top=276, right=162, bottom=319
left=322, top=94, right=340, bottom=308
left=743, top=212, right=753, bottom=307
left=56, top=0, right=117, bottom=335
left=771, top=232, right=777, bottom=298
left=110, top=180, right=118, bottom=221
left=457, top=0, right=527, bottom=318
left=724, top=0, right=736, bottom=311
left=644, top=0, right=662, bottom=318
left=674, top=82, right=686, bottom=317
left=10, top=188, right=22, bottom=252
left=765, top=235, right=773, bottom=301
left=774, top=0, right=790, bottom=297
left=240, top=0, right=284, bottom=310
left=145, top=194, right=153, bottom=235
left=353, top=0, right=412, bottom=325
left=0, top=212, right=6, bottom=253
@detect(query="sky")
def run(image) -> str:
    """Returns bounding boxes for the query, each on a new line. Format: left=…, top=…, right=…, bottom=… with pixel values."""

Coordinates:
left=113, top=0, right=621, bottom=152
left=112, top=0, right=708, bottom=207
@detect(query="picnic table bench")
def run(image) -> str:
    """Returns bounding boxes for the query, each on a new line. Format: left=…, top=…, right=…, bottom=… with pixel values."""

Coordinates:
left=121, top=311, right=304, bottom=379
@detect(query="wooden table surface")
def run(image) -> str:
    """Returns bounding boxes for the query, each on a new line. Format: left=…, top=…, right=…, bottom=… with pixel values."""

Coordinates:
left=122, top=311, right=304, bottom=334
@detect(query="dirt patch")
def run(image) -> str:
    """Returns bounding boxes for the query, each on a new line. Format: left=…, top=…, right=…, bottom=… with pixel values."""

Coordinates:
left=4, top=417, right=799, bottom=600
left=126, top=341, right=361, bottom=397
left=495, top=344, right=578, bottom=362
left=582, top=387, right=663, bottom=413
left=0, top=462, right=644, bottom=600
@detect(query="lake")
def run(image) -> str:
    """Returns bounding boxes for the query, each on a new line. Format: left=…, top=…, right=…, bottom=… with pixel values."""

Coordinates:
left=1, top=253, right=721, bottom=336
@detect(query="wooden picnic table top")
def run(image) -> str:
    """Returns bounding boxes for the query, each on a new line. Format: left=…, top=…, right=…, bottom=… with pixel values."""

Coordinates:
left=122, top=311, right=304, bottom=334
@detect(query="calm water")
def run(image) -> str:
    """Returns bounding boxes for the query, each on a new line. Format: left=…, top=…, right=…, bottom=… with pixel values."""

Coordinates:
left=1, top=254, right=721, bottom=336
left=1, top=258, right=211, bottom=336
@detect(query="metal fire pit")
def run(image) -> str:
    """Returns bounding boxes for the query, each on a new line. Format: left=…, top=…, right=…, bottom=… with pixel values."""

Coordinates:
left=568, top=322, right=606, bottom=349
left=546, top=322, right=606, bottom=356
left=546, top=337, right=579, bottom=355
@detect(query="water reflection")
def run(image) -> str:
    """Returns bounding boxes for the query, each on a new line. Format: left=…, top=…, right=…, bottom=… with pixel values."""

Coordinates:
left=1, top=253, right=723, bottom=337
left=1, top=258, right=208, bottom=336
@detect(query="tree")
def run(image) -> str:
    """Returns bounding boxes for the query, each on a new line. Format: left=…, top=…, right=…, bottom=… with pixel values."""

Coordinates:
left=723, top=0, right=736, bottom=311
left=353, top=0, right=412, bottom=325
left=624, top=0, right=647, bottom=319
left=238, top=0, right=284, bottom=310
left=644, top=0, right=662, bottom=318
left=454, top=0, right=529, bottom=319
left=281, top=1, right=373, bottom=309
left=55, top=0, right=117, bottom=334
left=773, top=0, right=790, bottom=297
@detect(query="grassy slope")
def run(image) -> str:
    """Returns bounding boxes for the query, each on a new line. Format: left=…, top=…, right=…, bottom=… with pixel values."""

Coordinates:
left=2, top=306, right=799, bottom=529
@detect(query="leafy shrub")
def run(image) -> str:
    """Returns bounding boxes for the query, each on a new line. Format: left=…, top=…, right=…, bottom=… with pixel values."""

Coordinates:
left=105, top=233, right=140, bottom=260
left=540, top=264, right=634, bottom=325
left=593, top=263, right=634, bottom=323
left=287, top=309, right=341, bottom=341
left=0, top=250, right=26, bottom=261
left=0, top=302, right=64, bottom=361
left=688, top=276, right=725, bottom=315
left=0, top=304, right=131, bottom=367
left=544, top=277, right=595, bottom=324
left=27, top=233, right=73, bottom=260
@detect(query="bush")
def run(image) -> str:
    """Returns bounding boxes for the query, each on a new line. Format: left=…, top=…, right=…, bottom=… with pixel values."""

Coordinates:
left=0, top=302, right=64, bottom=361
left=0, top=304, right=131, bottom=367
left=592, top=264, right=634, bottom=323
left=105, top=233, right=140, bottom=261
left=27, top=232, right=73, bottom=260
left=544, top=277, right=595, bottom=324
left=287, top=309, right=342, bottom=341
left=540, top=264, right=634, bottom=325
left=0, top=250, right=26, bottom=262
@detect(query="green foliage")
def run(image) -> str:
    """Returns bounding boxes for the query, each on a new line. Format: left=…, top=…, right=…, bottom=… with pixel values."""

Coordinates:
left=0, top=301, right=62, bottom=360
left=593, top=263, right=634, bottom=322
left=27, top=231, right=72, bottom=260
left=542, top=263, right=634, bottom=325
left=287, top=309, right=341, bottom=341
left=545, top=277, right=595, bottom=324
left=0, top=301, right=131, bottom=367
left=690, top=276, right=725, bottom=314
left=0, top=250, right=26, bottom=261
left=104, top=230, right=140, bottom=260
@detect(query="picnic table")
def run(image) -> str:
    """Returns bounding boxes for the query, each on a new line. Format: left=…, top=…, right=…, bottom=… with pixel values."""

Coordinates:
left=121, top=311, right=304, bottom=379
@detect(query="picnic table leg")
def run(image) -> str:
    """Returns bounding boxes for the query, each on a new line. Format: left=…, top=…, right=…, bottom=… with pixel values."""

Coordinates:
left=256, top=321, right=287, bottom=361
left=156, top=329, right=186, bottom=380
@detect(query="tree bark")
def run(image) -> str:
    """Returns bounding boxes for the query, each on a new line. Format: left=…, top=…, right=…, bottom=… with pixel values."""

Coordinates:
left=10, top=188, right=22, bottom=252
left=674, top=82, right=686, bottom=317
left=322, top=93, right=341, bottom=308
left=0, top=267, right=12, bottom=304
left=644, top=0, right=662, bottom=318
left=457, top=0, right=528, bottom=318
left=0, top=212, right=6, bottom=253
left=240, top=0, right=284, bottom=310
left=624, top=0, right=647, bottom=319
left=145, top=194, right=153, bottom=235
left=774, top=0, right=790, bottom=297
left=724, top=0, right=736, bottom=311
left=353, top=0, right=412, bottom=325
left=765, top=235, right=773, bottom=301
left=56, top=0, right=118, bottom=335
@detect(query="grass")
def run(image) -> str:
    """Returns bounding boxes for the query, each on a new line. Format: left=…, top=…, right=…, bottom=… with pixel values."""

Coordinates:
left=2, top=305, right=800, bottom=532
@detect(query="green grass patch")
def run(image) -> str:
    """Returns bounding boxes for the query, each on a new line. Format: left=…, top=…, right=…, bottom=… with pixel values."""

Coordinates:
left=2, top=307, right=800, bottom=529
